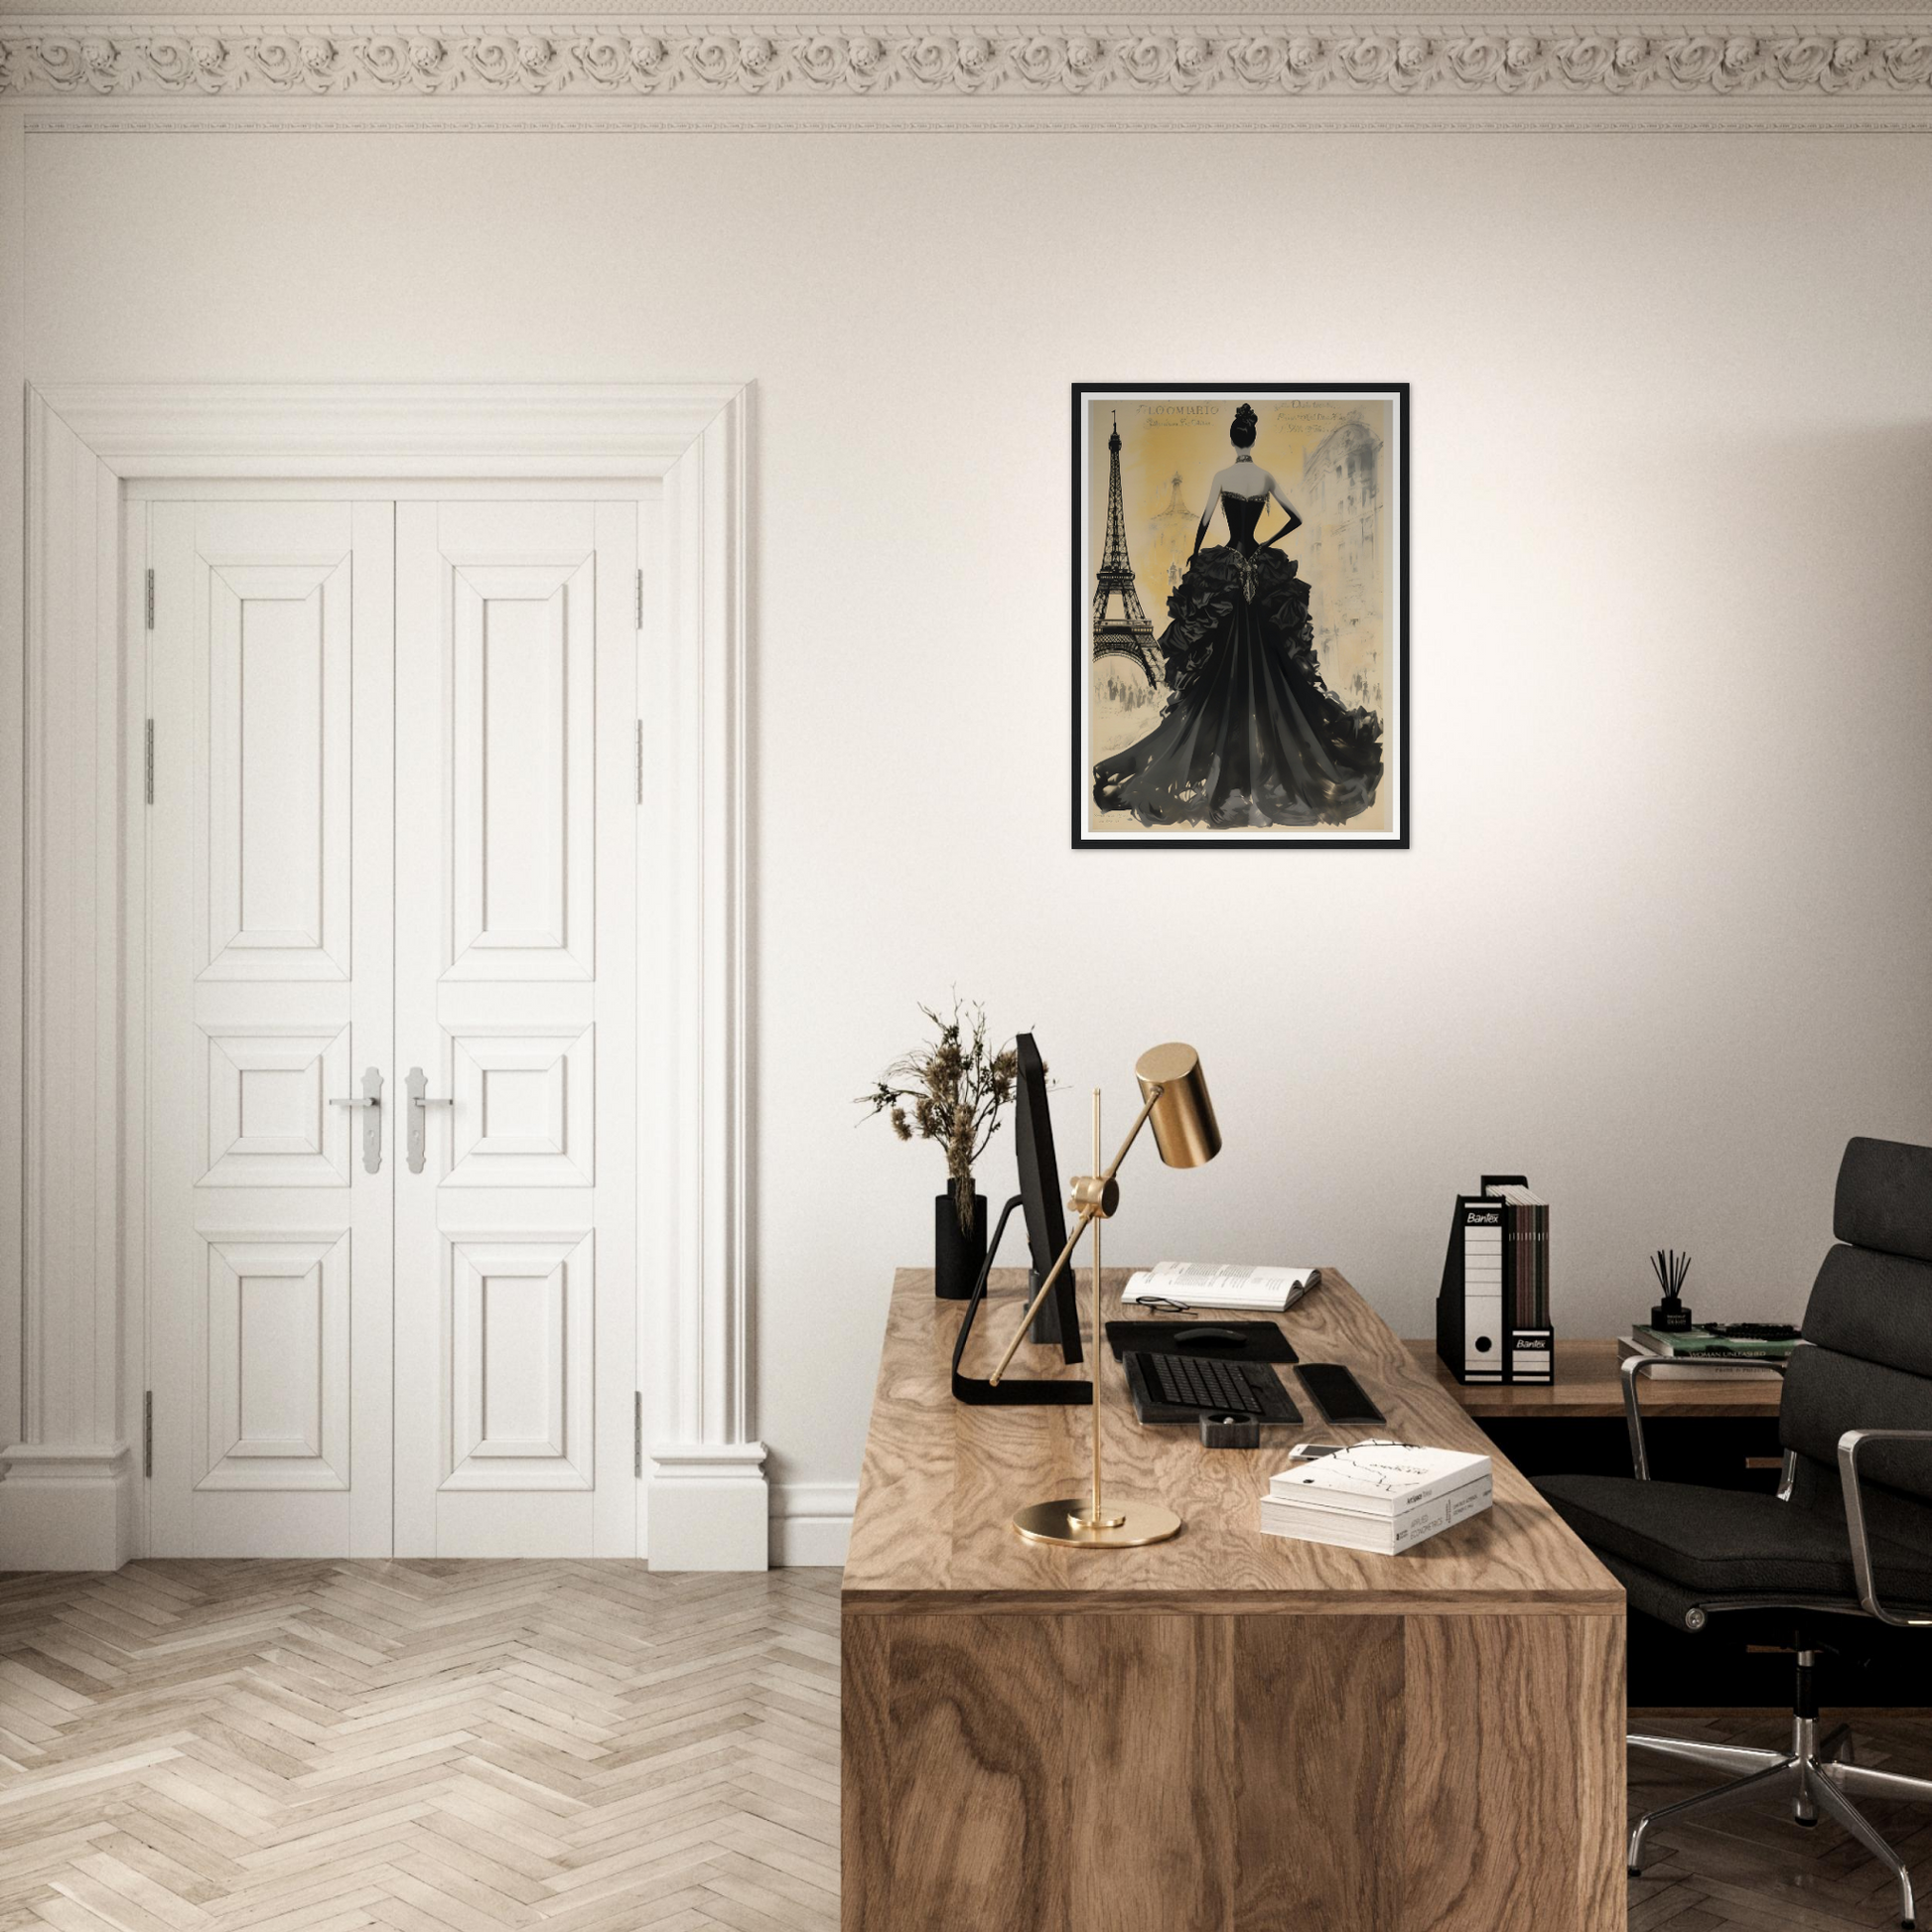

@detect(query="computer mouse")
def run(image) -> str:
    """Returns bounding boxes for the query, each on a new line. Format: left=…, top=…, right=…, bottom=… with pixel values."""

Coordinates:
left=1175, top=1326, right=1247, bottom=1350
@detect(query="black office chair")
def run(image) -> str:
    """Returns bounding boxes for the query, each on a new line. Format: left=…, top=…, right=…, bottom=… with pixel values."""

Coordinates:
left=1537, top=1136, right=1932, bottom=1930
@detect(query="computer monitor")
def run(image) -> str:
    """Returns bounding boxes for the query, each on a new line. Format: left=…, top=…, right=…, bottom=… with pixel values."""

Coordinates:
left=948, top=1032, right=1089, bottom=1405
left=1013, top=1033, right=1083, bottom=1364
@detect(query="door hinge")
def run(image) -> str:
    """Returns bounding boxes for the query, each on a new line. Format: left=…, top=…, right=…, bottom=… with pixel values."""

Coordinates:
left=635, top=568, right=644, bottom=631
left=635, top=721, right=644, bottom=805
left=143, top=1391, right=153, bottom=1477
left=633, top=1392, right=643, bottom=1479
left=144, top=568, right=155, bottom=630
left=144, top=720, right=155, bottom=804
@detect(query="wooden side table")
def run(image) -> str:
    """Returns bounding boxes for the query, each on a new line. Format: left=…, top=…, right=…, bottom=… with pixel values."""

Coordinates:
left=1408, top=1336, right=1782, bottom=1418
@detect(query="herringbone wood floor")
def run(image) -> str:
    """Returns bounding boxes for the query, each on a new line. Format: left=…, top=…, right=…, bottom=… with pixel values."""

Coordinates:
left=0, top=1562, right=840, bottom=1932
left=3, top=1562, right=1931, bottom=1930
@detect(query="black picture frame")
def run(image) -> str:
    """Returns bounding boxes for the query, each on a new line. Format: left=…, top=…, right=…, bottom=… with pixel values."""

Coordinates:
left=1071, top=381, right=1410, bottom=851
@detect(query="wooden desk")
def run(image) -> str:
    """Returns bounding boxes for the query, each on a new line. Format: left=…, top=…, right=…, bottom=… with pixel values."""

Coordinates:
left=1407, top=1336, right=1783, bottom=1419
left=843, top=1269, right=1625, bottom=1932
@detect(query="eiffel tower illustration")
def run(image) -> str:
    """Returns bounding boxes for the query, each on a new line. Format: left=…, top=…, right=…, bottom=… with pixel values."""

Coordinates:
left=1091, top=413, right=1161, bottom=684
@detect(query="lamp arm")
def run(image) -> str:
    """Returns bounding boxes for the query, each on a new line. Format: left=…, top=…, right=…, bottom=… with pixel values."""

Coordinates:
left=985, top=1207, right=1096, bottom=1388
left=987, top=1086, right=1165, bottom=1387
left=1098, top=1086, right=1164, bottom=1186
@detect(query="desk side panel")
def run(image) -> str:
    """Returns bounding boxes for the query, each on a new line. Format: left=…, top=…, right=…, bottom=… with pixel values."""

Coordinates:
left=1234, top=1614, right=1405, bottom=1931
left=842, top=1602, right=1622, bottom=1932
left=1068, top=1614, right=1234, bottom=1931
left=849, top=1609, right=1072, bottom=1932
left=1402, top=1611, right=1625, bottom=1932
left=840, top=1612, right=891, bottom=1932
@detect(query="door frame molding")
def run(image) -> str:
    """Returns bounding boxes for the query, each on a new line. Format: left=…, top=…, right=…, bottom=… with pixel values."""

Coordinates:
left=4, top=381, right=763, bottom=1570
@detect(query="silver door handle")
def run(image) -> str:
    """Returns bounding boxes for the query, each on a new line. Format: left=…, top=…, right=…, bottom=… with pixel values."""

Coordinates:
left=329, top=1066, right=384, bottom=1174
left=404, top=1065, right=454, bottom=1175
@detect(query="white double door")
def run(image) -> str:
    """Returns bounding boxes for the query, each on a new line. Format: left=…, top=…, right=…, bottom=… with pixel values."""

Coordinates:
left=147, top=495, right=638, bottom=1557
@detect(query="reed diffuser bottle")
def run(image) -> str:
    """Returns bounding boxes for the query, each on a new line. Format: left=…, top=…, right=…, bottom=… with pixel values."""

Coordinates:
left=1649, top=1248, right=1694, bottom=1331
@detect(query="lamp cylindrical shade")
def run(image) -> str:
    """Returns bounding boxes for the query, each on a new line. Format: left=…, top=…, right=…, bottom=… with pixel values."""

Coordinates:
left=1134, top=1042, right=1221, bottom=1169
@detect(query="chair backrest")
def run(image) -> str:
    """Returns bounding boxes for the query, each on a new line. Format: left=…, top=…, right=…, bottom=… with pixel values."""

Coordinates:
left=1780, top=1138, right=1932, bottom=1543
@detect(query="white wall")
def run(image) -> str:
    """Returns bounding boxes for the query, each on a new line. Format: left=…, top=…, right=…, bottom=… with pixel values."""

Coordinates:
left=22, top=127, right=1932, bottom=1540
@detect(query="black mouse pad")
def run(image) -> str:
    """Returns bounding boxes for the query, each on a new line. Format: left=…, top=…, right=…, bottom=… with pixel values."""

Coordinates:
left=1104, top=1319, right=1298, bottom=1364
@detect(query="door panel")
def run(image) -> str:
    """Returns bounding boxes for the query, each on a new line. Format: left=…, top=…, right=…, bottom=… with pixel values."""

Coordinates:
left=148, top=501, right=395, bottom=1557
left=449, top=563, right=595, bottom=978
left=200, top=1232, right=350, bottom=1489
left=446, top=1231, right=594, bottom=1488
left=201, top=1024, right=352, bottom=1186
left=393, top=501, right=636, bottom=1557
left=445, top=1026, right=596, bottom=1187
left=204, top=565, right=352, bottom=978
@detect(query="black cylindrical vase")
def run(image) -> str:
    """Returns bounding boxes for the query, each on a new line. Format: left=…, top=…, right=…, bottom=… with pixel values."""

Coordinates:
left=934, top=1186, right=988, bottom=1300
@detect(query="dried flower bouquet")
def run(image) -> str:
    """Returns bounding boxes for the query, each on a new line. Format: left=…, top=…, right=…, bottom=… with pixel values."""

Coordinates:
left=860, top=998, right=1020, bottom=1233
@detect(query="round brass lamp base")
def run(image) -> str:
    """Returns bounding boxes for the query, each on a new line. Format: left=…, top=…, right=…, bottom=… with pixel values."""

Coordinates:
left=1012, top=1497, right=1182, bottom=1549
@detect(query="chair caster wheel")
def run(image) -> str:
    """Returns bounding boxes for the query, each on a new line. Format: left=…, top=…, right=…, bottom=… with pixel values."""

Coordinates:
left=1627, top=1868, right=1641, bottom=1878
left=1795, top=1816, right=1818, bottom=1829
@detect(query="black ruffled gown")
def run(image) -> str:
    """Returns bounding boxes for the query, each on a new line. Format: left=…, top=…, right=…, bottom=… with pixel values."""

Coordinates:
left=1092, top=493, right=1383, bottom=829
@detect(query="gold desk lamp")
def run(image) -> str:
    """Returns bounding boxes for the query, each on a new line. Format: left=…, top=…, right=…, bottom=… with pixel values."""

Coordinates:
left=986, top=1042, right=1221, bottom=1549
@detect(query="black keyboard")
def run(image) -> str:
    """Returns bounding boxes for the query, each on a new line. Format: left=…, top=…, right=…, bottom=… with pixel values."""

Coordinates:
left=1126, top=1350, right=1302, bottom=1424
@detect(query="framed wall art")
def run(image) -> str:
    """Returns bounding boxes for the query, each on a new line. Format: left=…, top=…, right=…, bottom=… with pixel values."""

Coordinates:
left=1074, top=382, right=1409, bottom=850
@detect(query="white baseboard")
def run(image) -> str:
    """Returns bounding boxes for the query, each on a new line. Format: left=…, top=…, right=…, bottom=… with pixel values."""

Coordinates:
left=0, top=1443, right=136, bottom=1571
left=646, top=1441, right=769, bottom=1571
left=770, top=1481, right=855, bottom=1568
left=0, top=1440, right=851, bottom=1574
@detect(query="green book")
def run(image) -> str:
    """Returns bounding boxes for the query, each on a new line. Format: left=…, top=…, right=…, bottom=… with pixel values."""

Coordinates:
left=1631, top=1325, right=1799, bottom=1360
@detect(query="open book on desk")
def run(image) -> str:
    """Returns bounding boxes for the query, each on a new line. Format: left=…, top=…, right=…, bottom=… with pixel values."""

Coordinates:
left=1121, top=1261, right=1319, bottom=1313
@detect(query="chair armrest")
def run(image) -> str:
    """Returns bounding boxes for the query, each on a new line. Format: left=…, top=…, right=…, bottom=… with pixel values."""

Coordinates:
left=1621, top=1351, right=1788, bottom=1481
left=1838, top=1429, right=1932, bottom=1627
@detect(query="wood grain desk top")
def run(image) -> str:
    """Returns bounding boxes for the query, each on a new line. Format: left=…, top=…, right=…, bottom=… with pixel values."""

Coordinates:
left=843, top=1267, right=1621, bottom=1616
left=1406, top=1337, right=1785, bottom=1419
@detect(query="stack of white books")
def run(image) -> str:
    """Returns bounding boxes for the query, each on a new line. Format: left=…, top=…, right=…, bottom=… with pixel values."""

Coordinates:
left=1259, top=1442, right=1493, bottom=1556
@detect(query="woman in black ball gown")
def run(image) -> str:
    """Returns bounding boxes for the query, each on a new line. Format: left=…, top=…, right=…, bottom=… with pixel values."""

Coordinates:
left=1092, top=404, right=1383, bottom=830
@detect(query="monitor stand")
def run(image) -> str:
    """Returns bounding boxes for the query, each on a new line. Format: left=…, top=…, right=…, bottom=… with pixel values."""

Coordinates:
left=951, top=1195, right=1091, bottom=1407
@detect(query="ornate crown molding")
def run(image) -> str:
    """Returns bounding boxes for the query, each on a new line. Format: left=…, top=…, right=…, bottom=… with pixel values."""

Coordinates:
left=3, top=16, right=1930, bottom=116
